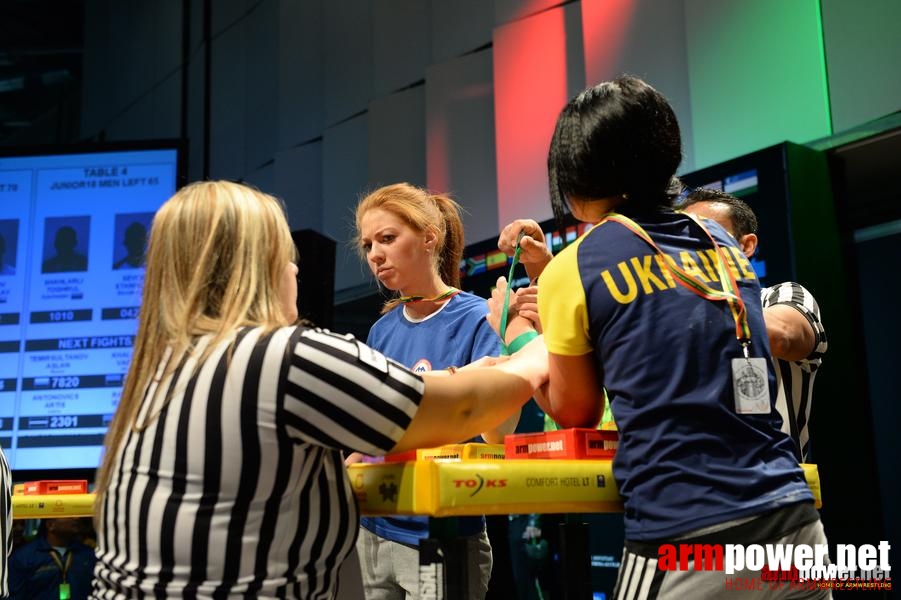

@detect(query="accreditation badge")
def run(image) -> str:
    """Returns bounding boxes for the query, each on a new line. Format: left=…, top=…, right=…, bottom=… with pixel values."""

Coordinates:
left=732, top=357, right=770, bottom=414
left=59, top=583, right=71, bottom=600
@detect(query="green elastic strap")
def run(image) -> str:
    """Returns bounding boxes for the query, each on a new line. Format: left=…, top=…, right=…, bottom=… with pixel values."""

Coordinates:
left=499, top=231, right=524, bottom=356
left=500, top=231, right=539, bottom=355
left=506, top=330, right=539, bottom=354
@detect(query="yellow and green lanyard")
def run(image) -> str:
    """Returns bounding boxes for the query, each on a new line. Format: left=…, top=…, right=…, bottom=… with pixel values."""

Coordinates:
left=49, top=548, right=73, bottom=600
left=603, top=212, right=753, bottom=355
left=396, top=287, right=461, bottom=304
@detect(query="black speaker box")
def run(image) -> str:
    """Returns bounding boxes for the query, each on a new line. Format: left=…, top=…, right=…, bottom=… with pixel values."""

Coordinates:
left=291, top=229, right=336, bottom=329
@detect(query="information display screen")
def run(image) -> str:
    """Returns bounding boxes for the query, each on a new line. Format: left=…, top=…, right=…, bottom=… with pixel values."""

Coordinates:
left=0, top=142, right=183, bottom=473
left=678, top=143, right=799, bottom=288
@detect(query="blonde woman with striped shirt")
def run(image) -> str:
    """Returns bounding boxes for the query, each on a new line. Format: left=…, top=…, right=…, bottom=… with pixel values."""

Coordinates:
left=90, top=181, right=546, bottom=600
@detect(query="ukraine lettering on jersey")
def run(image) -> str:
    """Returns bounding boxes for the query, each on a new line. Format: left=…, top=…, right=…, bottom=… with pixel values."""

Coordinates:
left=600, top=245, right=757, bottom=304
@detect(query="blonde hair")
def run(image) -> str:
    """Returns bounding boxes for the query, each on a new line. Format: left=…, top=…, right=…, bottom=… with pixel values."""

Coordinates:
left=94, top=181, right=297, bottom=506
left=354, top=183, right=465, bottom=314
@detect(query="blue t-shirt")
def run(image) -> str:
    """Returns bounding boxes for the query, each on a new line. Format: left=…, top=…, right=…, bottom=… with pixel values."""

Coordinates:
left=539, top=211, right=813, bottom=541
left=360, top=291, right=501, bottom=546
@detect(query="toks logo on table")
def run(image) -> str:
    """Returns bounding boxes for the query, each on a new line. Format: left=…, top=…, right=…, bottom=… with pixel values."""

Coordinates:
left=452, top=474, right=508, bottom=496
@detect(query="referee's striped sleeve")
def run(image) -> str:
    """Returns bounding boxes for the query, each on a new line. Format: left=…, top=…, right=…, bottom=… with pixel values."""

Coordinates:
left=761, top=281, right=827, bottom=363
left=283, top=327, right=425, bottom=455
left=0, top=447, right=11, bottom=598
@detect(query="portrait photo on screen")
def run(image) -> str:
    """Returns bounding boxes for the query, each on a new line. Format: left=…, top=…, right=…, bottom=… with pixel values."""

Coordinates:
left=112, top=212, right=153, bottom=270
left=0, top=219, right=19, bottom=276
left=41, top=215, right=91, bottom=274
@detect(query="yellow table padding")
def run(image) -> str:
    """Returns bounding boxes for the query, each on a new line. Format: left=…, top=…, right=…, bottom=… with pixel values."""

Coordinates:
left=11, top=493, right=95, bottom=519
left=11, top=462, right=821, bottom=519
left=349, top=460, right=822, bottom=516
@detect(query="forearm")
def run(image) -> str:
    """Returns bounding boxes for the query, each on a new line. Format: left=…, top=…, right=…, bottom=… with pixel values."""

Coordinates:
left=523, top=256, right=551, bottom=282
left=502, top=315, right=538, bottom=348
left=482, top=408, right=521, bottom=443
left=530, top=382, right=552, bottom=417
left=391, top=336, right=547, bottom=452
left=391, top=368, right=536, bottom=452
left=545, top=352, right=604, bottom=428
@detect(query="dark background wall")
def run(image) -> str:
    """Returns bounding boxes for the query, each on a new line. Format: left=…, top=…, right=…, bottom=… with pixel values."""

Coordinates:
left=2, top=0, right=899, bottom=595
left=4, top=0, right=898, bottom=298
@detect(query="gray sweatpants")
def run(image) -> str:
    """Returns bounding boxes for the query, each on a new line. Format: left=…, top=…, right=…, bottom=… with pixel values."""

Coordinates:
left=612, top=517, right=832, bottom=599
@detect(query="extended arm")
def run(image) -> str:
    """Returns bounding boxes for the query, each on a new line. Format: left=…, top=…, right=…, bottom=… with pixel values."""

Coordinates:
left=510, top=285, right=541, bottom=332
left=389, top=337, right=547, bottom=453
left=481, top=411, right=520, bottom=444
left=465, top=355, right=522, bottom=444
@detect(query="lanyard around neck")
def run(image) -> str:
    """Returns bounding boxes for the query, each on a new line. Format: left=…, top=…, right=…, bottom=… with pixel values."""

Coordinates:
left=395, top=287, right=460, bottom=304
left=49, top=548, right=73, bottom=582
left=603, top=212, right=752, bottom=352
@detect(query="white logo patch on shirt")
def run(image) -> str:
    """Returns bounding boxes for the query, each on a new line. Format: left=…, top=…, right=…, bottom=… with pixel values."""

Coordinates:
left=411, top=359, right=432, bottom=374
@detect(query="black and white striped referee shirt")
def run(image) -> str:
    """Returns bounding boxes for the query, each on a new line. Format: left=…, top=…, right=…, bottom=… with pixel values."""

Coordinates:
left=761, top=282, right=827, bottom=463
left=0, top=446, right=10, bottom=598
left=91, top=325, right=425, bottom=599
